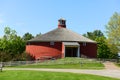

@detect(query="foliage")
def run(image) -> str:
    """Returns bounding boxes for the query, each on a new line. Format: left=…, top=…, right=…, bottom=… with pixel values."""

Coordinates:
left=95, top=37, right=116, bottom=58
left=0, top=51, right=12, bottom=62
left=36, top=32, right=41, bottom=37
left=107, top=43, right=118, bottom=58
left=106, top=12, right=120, bottom=53
left=3, top=27, right=17, bottom=40
left=0, top=71, right=119, bottom=80
left=83, top=30, right=110, bottom=58
left=83, top=30, right=104, bottom=40
left=0, top=27, right=25, bottom=61
left=20, top=52, right=35, bottom=61
left=0, top=27, right=37, bottom=61
left=83, top=29, right=117, bottom=59
left=22, top=32, right=34, bottom=41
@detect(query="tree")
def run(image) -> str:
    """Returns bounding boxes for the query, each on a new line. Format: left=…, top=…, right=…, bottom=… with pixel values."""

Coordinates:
left=36, top=33, right=41, bottom=37
left=0, top=27, right=25, bottom=61
left=96, top=37, right=116, bottom=59
left=106, top=12, right=120, bottom=54
left=3, top=27, right=17, bottom=40
left=83, top=30, right=104, bottom=40
left=83, top=30, right=116, bottom=58
left=22, top=32, right=34, bottom=41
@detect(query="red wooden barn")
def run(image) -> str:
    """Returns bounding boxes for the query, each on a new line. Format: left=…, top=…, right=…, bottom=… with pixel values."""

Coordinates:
left=26, top=18, right=97, bottom=60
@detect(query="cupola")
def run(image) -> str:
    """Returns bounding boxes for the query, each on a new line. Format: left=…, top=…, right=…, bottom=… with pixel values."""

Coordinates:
left=58, top=18, right=66, bottom=28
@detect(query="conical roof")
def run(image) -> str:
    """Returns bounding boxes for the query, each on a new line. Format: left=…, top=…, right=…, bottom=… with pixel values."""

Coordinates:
left=28, top=28, right=96, bottom=43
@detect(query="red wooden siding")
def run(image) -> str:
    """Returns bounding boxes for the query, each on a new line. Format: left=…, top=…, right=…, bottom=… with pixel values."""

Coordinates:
left=26, top=42, right=62, bottom=59
left=80, top=42, right=97, bottom=58
left=26, top=42, right=97, bottom=60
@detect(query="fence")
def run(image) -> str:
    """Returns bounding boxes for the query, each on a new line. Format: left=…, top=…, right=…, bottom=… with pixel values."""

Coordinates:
left=2, top=61, right=40, bottom=67
left=97, top=58, right=119, bottom=62
left=1, top=58, right=100, bottom=67
left=1, top=58, right=119, bottom=67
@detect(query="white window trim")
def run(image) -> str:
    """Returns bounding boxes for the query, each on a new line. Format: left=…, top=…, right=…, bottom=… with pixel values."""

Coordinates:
left=83, top=42, right=86, bottom=46
left=50, top=41, right=54, bottom=45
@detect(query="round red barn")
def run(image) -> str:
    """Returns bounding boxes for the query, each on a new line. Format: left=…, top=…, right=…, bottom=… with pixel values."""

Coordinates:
left=26, top=18, right=97, bottom=60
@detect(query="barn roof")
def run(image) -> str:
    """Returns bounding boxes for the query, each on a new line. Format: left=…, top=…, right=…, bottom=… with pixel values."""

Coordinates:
left=28, top=28, right=96, bottom=43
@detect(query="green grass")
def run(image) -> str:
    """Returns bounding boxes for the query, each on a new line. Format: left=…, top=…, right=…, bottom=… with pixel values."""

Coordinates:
left=0, top=70, right=119, bottom=80
left=115, top=63, right=120, bottom=67
left=12, top=63, right=104, bottom=69
left=9, top=58, right=104, bottom=69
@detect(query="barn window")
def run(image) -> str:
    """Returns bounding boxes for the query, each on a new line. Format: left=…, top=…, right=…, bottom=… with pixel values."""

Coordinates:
left=50, top=41, right=54, bottom=45
left=27, top=42, right=30, bottom=45
left=83, top=42, right=86, bottom=46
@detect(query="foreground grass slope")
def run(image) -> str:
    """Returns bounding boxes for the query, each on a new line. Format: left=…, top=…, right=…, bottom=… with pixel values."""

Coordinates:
left=0, top=71, right=119, bottom=80
left=10, top=58, right=104, bottom=69
left=116, top=63, right=120, bottom=67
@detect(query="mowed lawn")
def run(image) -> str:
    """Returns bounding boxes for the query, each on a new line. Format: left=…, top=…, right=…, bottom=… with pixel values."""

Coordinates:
left=13, top=63, right=103, bottom=69
left=0, top=70, right=119, bottom=80
left=116, top=63, right=120, bottom=67
left=9, top=58, right=104, bottom=69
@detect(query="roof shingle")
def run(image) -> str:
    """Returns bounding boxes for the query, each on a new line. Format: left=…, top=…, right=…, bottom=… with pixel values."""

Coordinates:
left=28, top=28, right=96, bottom=43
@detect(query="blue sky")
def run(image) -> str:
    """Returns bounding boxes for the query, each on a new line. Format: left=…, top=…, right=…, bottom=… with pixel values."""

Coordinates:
left=0, top=0, right=120, bottom=37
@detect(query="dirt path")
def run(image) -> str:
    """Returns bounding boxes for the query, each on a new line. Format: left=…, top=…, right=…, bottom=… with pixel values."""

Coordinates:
left=3, top=68, right=120, bottom=79
left=2, top=61, right=120, bottom=79
left=103, top=61, right=120, bottom=70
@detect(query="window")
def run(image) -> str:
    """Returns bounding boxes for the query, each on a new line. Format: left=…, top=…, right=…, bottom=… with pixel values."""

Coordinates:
left=62, top=20, right=64, bottom=24
left=50, top=41, right=54, bottom=45
left=27, top=42, right=30, bottom=45
left=59, top=21, right=62, bottom=25
left=83, top=42, right=86, bottom=46
left=60, top=20, right=65, bottom=25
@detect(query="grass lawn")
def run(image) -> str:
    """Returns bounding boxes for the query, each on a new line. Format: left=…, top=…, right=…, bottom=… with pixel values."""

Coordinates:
left=115, top=63, right=120, bottom=67
left=12, top=63, right=104, bottom=69
left=9, top=58, right=104, bottom=69
left=0, top=70, right=119, bottom=80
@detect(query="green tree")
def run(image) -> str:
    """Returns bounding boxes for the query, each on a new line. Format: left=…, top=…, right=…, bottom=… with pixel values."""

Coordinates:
left=0, top=27, right=25, bottom=61
left=83, top=30, right=116, bottom=58
left=36, top=32, right=41, bottom=37
left=106, top=12, right=120, bottom=54
left=96, top=37, right=115, bottom=58
left=22, top=32, right=34, bottom=41
left=3, top=27, right=17, bottom=40
left=83, top=30, right=104, bottom=40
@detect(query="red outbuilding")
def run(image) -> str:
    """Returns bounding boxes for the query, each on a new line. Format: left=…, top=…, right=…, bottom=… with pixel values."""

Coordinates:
left=26, top=18, right=97, bottom=60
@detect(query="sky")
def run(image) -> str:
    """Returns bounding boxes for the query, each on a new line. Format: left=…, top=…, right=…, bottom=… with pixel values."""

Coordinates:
left=0, top=0, right=120, bottom=37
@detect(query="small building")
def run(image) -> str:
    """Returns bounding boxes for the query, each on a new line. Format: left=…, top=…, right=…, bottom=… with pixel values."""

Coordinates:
left=26, top=18, right=97, bottom=60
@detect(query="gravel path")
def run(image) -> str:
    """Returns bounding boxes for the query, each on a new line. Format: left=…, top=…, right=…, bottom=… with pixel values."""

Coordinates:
left=103, top=61, right=120, bottom=70
left=3, top=68, right=120, bottom=79
left=3, top=61, right=120, bottom=79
